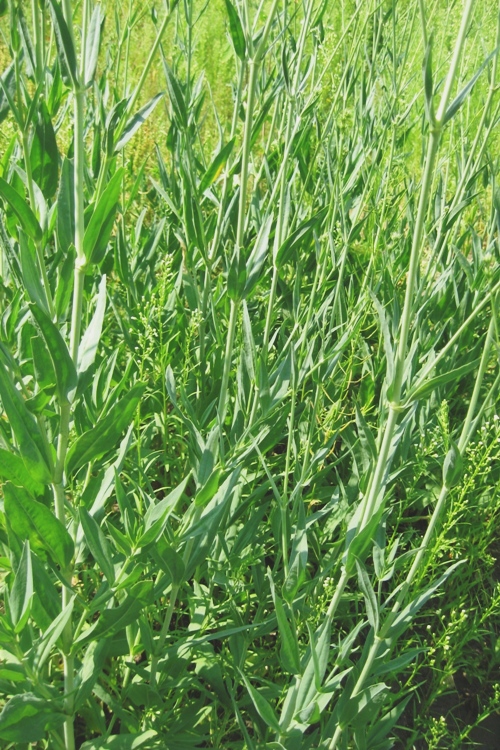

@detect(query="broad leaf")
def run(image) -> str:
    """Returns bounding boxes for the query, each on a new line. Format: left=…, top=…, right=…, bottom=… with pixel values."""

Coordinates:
left=0, top=693, right=65, bottom=743
left=4, top=483, right=74, bottom=570
left=0, top=448, right=44, bottom=496
left=80, top=730, right=157, bottom=750
left=0, top=358, right=51, bottom=484
left=30, top=101, right=59, bottom=199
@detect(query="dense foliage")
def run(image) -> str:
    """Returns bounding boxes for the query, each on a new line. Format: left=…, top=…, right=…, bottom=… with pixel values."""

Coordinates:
left=0, top=0, right=499, bottom=748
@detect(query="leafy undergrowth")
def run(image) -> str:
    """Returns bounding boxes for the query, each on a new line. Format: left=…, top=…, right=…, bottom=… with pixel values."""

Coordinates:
left=0, top=1, right=499, bottom=749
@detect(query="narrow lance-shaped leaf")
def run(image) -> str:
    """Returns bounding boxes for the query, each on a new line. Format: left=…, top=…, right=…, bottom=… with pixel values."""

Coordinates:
left=20, top=232, right=49, bottom=314
left=30, top=550, right=62, bottom=631
left=0, top=62, right=15, bottom=124
left=47, top=0, right=78, bottom=87
left=371, top=293, right=395, bottom=387
left=276, top=208, right=327, bottom=266
left=162, top=58, right=188, bottom=128
left=268, top=572, right=301, bottom=674
left=443, top=46, right=500, bottom=125
left=283, top=500, right=308, bottom=603
left=295, top=614, right=333, bottom=711
left=30, top=303, right=77, bottom=404
left=0, top=177, right=42, bottom=242
left=114, top=93, right=164, bottom=153
left=157, top=546, right=185, bottom=587
left=17, top=7, right=36, bottom=79
left=78, top=275, right=107, bottom=375
left=57, top=158, right=75, bottom=253
left=199, top=138, right=235, bottom=195
left=79, top=507, right=115, bottom=584
left=31, top=335, right=56, bottom=393
left=84, top=3, right=104, bottom=87
left=75, top=580, right=153, bottom=646
left=30, top=597, right=74, bottom=672
left=238, top=670, right=281, bottom=733
left=356, top=559, right=379, bottom=632
left=73, top=640, right=109, bottom=711
left=0, top=449, right=45, bottom=496
left=388, top=561, right=464, bottom=642
left=79, top=730, right=158, bottom=750
left=244, top=213, right=273, bottom=298
left=10, top=541, right=33, bottom=633
left=423, top=39, right=435, bottom=125
left=83, top=168, right=124, bottom=264
left=137, top=475, right=190, bottom=548
left=442, top=439, right=463, bottom=488
left=224, top=0, right=246, bottom=60
left=408, top=358, right=480, bottom=403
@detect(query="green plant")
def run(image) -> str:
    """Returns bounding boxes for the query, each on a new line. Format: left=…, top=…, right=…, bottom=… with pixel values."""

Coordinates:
left=0, top=0, right=499, bottom=748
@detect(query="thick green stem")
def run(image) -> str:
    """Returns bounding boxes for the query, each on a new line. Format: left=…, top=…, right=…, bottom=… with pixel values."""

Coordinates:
left=74, top=90, right=86, bottom=265
left=52, top=401, right=75, bottom=750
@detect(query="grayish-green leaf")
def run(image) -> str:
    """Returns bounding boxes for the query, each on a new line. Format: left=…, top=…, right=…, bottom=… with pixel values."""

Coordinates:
left=10, top=541, right=33, bottom=633
left=78, top=275, right=107, bottom=375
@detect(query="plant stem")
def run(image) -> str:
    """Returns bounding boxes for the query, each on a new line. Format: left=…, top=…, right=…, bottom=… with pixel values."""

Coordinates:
left=217, top=9, right=277, bottom=428
left=52, top=401, right=75, bottom=750
left=359, top=0, right=476, bottom=530
left=150, top=584, right=179, bottom=687
left=218, top=298, right=239, bottom=429
left=342, top=311, right=496, bottom=725
left=150, top=504, right=203, bottom=686
left=262, top=0, right=314, bottom=351
left=327, top=3, right=476, bottom=744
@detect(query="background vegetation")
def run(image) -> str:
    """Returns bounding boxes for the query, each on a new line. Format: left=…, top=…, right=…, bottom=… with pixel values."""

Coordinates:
left=0, top=0, right=499, bottom=748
